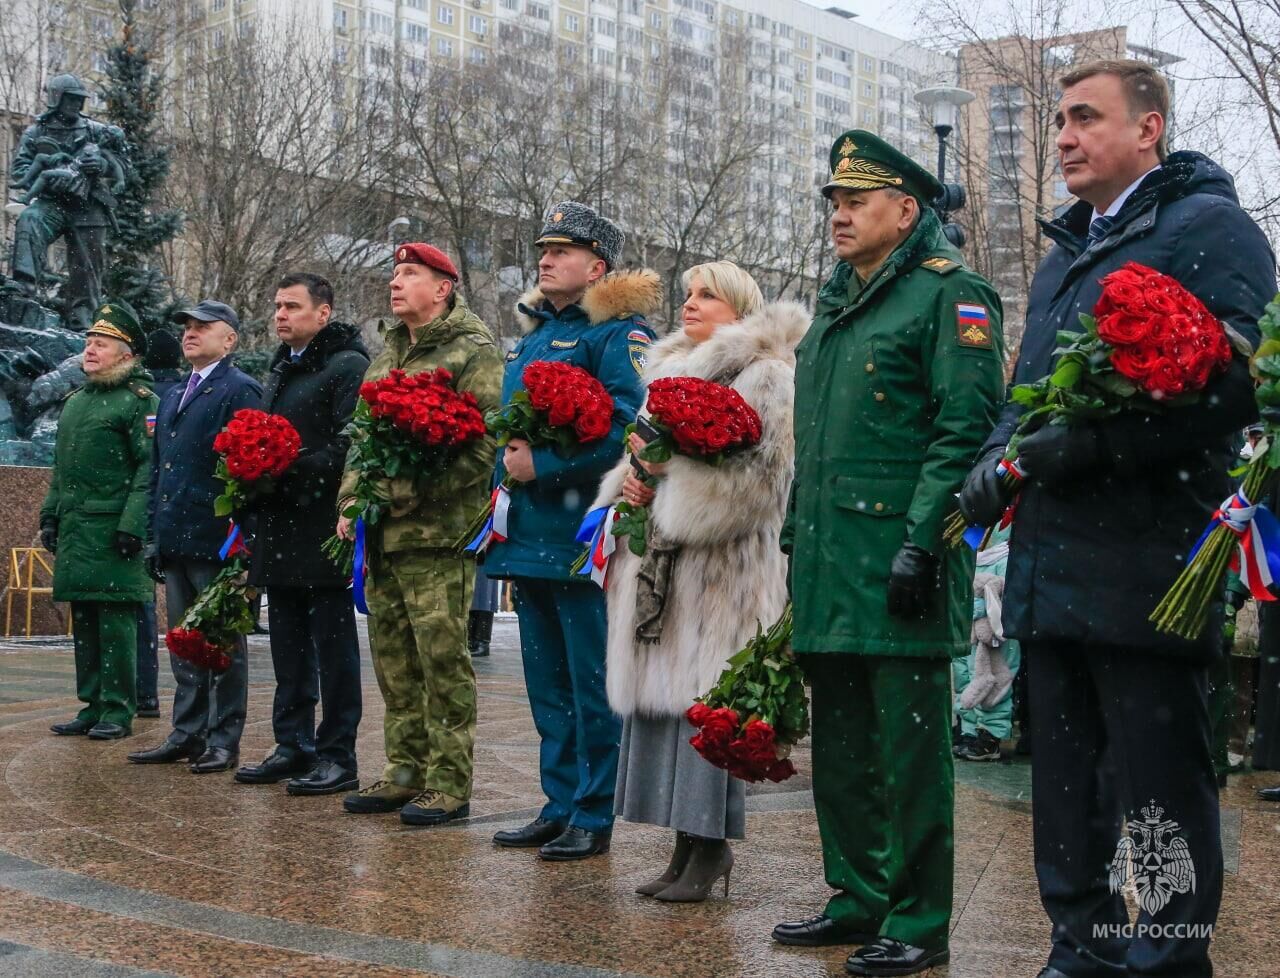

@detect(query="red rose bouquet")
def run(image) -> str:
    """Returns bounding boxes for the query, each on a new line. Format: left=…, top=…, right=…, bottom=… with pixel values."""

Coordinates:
left=459, top=360, right=615, bottom=553
left=212, top=409, right=302, bottom=516
left=1152, top=296, right=1280, bottom=638
left=164, top=561, right=257, bottom=674
left=606, top=376, right=763, bottom=559
left=945, top=262, right=1235, bottom=547
left=687, top=605, right=806, bottom=784
left=323, top=367, right=487, bottom=574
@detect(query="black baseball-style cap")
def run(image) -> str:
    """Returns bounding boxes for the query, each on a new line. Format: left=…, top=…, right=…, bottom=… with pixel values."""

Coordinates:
left=171, top=299, right=240, bottom=332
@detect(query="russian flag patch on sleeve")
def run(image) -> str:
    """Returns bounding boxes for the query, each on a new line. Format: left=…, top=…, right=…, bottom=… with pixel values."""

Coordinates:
left=954, top=303, right=993, bottom=349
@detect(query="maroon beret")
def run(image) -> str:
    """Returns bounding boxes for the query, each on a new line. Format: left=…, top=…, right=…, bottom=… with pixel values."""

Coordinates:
left=394, top=242, right=459, bottom=281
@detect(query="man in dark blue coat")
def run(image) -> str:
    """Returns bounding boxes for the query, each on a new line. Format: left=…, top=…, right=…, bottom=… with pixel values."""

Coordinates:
left=485, top=202, right=659, bottom=861
left=960, top=60, right=1275, bottom=978
left=129, top=300, right=262, bottom=774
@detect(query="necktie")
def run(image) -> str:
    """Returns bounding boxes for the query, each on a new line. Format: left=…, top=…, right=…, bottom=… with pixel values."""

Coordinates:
left=291, top=352, right=302, bottom=365
left=178, top=371, right=201, bottom=410
left=1088, top=214, right=1115, bottom=245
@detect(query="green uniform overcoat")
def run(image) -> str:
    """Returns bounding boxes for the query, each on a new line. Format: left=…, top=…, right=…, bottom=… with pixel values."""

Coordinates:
left=783, top=210, right=1005, bottom=657
left=338, top=295, right=503, bottom=552
left=41, top=359, right=157, bottom=603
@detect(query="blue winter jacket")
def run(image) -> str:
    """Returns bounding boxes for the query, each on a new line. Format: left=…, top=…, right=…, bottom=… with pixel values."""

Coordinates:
left=983, top=152, right=1276, bottom=658
left=149, top=358, right=262, bottom=562
left=483, top=269, right=661, bottom=580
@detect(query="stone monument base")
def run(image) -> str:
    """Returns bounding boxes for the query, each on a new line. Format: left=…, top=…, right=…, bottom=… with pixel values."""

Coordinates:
left=0, top=464, right=165, bottom=638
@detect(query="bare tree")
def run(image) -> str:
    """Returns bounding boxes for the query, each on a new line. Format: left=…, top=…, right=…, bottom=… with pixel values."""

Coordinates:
left=164, top=15, right=396, bottom=348
left=1165, top=0, right=1280, bottom=233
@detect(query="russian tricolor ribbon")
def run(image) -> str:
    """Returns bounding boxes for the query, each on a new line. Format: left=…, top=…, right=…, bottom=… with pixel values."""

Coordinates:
left=575, top=505, right=619, bottom=589
left=465, top=484, right=511, bottom=555
left=1188, top=489, right=1280, bottom=602
left=218, top=520, right=250, bottom=560
left=351, top=517, right=370, bottom=614
left=962, top=457, right=1026, bottom=550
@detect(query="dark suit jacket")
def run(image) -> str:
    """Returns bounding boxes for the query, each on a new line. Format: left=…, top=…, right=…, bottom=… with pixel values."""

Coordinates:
left=149, top=358, right=262, bottom=562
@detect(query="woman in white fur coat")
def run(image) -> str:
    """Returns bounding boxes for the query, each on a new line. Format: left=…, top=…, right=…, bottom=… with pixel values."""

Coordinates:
left=592, top=260, right=808, bottom=903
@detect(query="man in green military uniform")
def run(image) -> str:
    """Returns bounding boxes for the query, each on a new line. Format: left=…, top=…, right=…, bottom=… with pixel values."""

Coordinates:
left=335, top=243, right=502, bottom=825
left=43, top=300, right=157, bottom=740
left=775, top=132, right=1004, bottom=976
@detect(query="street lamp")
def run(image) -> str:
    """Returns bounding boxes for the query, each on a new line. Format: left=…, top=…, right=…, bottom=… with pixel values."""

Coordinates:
left=915, top=85, right=975, bottom=185
left=387, top=216, right=411, bottom=249
left=915, top=85, right=975, bottom=246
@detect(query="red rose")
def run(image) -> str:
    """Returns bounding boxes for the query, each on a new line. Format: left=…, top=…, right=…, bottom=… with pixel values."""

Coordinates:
left=686, top=702, right=712, bottom=727
left=1096, top=312, right=1154, bottom=346
left=701, top=707, right=739, bottom=746
left=765, top=758, right=797, bottom=783
left=1141, top=357, right=1189, bottom=398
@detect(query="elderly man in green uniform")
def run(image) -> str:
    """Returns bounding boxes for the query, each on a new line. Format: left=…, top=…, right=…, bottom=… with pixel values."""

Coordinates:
left=43, top=300, right=157, bottom=740
left=775, top=132, right=1004, bottom=976
left=336, top=243, right=502, bottom=825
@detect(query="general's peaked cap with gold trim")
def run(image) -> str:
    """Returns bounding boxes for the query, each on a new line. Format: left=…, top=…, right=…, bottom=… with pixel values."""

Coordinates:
left=822, top=129, right=942, bottom=204
left=87, top=298, right=147, bottom=355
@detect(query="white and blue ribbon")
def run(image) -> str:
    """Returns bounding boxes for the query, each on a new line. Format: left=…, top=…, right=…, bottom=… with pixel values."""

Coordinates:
left=464, top=484, right=511, bottom=555
left=1188, top=488, right=1280, bottom=602
left=575, top=504, right=619, bottom=589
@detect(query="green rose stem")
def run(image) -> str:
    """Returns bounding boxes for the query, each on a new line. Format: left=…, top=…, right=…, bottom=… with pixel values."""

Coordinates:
left=1150, top=453, right=1275, bottom=639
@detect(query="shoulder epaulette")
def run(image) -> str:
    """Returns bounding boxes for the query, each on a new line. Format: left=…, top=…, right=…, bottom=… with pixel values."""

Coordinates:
left=920, top=257, right=962, bottom=275
left=131, top=382, right=154, bottom=399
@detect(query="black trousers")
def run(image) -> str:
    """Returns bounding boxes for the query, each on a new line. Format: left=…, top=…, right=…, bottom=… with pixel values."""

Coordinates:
left=266, top=586, right=362, bottom=770
left=1027, top=642, right=1222, bottom=978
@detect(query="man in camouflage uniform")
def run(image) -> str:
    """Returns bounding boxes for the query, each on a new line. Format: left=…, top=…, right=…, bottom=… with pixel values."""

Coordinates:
left=337, top=243, right=502, bottom=825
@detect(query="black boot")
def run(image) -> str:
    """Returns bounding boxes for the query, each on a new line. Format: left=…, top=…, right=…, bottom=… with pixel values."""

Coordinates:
left=468, top=610, right=493, bottom=657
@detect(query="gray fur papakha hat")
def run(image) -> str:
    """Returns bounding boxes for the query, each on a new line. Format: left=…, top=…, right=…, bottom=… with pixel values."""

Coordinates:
left=534, top=201, right=624, bottom=270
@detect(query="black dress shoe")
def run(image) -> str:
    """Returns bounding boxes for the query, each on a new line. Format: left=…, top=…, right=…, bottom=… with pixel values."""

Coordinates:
left=846, top=938, right=948, bottom=976
left=190, top=746, right=238, bottom=773
left=235, top=749, right=315, bottom=785
left=128, top=736, right=205, bottom=764
left=1035, top=969, right=1073, bottom=978
left=50, top=717, right=94, bottom=736
left=136, top=698, right=161, bottom=719
left=538, top=825, right=611, bottom=861
left=773, top=915, right=878, bottom=947
left=493, top=817, right=568, bottom=848
left=286, top=760, right=359, bottom=796
left=87, top=722, right=131, bottom=740
left=1258, top=785, right=1280, bottom=801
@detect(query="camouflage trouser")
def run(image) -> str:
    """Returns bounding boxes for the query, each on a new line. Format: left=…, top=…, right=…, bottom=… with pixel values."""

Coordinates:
left=364, top=549, right=476, bottom=798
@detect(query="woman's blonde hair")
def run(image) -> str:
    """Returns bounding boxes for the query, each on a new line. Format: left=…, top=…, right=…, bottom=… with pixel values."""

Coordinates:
left=681, top=261, right=765, bottom=320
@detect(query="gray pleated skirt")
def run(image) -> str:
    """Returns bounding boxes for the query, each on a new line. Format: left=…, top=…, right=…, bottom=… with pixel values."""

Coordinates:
left=614, top=712, right=746, bottom=840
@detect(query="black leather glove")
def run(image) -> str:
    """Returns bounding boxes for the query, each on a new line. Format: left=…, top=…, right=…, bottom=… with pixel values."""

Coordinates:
left=39, top=519, right=58, bottom=553
left=145, top=552, right=165, bottom=583
left=887, top=542, right=939, bottom=620
left=958, top=447, right=1013, bottom=527
left=1016, top=423, right=1103, bottom=485
left=115, top=532, right=143, bottom=558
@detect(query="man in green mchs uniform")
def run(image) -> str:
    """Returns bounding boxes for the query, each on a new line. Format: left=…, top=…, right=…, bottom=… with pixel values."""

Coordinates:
left=776, top=131, right=1004, bottom=977
left=335, top=243, right=502, bottom=826
left=43, top=300, right=158, bottom=740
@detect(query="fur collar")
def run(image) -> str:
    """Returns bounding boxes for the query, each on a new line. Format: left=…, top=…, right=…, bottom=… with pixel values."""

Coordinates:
left=644, top=301, right=811, bottom=382
left=514, top=268, right=662, bottom=333
left=82, top=357, right=141, bottom=390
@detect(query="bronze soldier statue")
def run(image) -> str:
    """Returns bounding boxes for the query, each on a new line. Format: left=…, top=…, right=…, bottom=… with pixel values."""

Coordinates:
left=8, top=74, right=128, bottom=331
